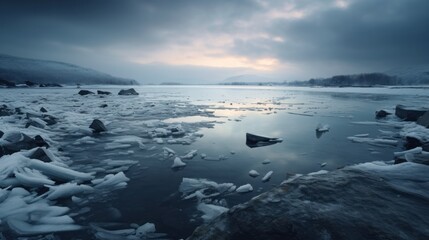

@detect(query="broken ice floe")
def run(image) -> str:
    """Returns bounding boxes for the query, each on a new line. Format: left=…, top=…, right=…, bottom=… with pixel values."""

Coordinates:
left=347, top=135, right=398, bottom=147
left=236, top=184, right=253, bottom=193
left=316, top=124, right=330, bottom=132
left=197, top=203, right=228, bottom=222
left=262, top=171, right=273, bottom=182
left=180, top=149, right=198, bottom=160
left=0, top=187, right=81, bottom=235
left=92, top=172, right=130, bottom=189
left=179, top=178, right=236, bottom=201
left=171, top=157, right=186, bottom=169
left=248, top=170, right=260, bottom=177
left=91, top=222, right=167, bottom=240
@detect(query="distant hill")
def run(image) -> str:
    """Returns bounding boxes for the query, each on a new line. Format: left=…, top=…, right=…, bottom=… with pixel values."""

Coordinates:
left=221, top=74, right=276, bottom=85
left=0, top=54, right=138, bottom=86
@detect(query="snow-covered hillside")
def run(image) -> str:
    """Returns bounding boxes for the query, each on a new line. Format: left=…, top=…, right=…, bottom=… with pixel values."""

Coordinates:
left=0, top=54, right=138, bottom=85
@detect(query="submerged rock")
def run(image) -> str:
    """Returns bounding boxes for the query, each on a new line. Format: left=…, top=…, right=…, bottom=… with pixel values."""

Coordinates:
left=78, top=90, right=95, bottom=96
left=90, top=119, right=107, bottom=133
left=118, top=88, right=139, bottom=95
left=417, top=111, right=429, bottom=128
left=375, top=110, right=391, bottom=119
left=97, top=90, right=112, bottom=95
left=188, top=162, right=429, bottom=240
left=395, top=105, right=428, bottom=121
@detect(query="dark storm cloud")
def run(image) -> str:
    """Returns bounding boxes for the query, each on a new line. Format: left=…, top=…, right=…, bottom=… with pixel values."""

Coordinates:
left=232, top=0, right=429, bottom=68
left=0, top=0, right=428, bottom=82
left=0, top=0, right=259, bottom=49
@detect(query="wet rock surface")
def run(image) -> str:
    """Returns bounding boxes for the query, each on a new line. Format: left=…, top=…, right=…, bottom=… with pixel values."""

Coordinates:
left=395, top=105, right=428, bottom=121
left=0, top=132, right=40, bottom=156
left=375, top=109, right=390, bottom=119
left=97, top=90, right=112, bottom=95
left=417, top=111, right=429, bottom=128
left=78, top=90, right=95, bottom=95
left=118, top=88, right=139, bottom=95
left=90, top=119, right=107, bottom=133
left=28, top=147, right=53, bottom=162
left=188, top=163, right=429, bottom=240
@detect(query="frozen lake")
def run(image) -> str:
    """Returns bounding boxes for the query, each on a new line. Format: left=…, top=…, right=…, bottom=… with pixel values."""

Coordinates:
left=1, top=85, right=428, bottom=239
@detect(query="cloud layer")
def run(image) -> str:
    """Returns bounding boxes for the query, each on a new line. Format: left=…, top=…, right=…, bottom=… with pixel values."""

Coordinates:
left=1, top=0, right=428, bottom=83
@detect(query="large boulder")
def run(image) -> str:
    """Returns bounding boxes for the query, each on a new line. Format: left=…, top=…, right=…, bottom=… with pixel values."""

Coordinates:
left=417, top=111, right=429, bottom=128
left=118, top=88, right=139, bottom=96
left=34, top=135, right=49, bottom=148
left=28, top=147, right=53, bottom=162
left=78, top=90, right=95, bottom=96
left=0, top=132, right=43, bottom=156
left=97, top=90, right=112, bottom=95
left=375, top=110, right=391, bottom=119
left=395, top=105, right=429, bottom=121
left=90, top=119, right=107, bottom=133
left=188, top=163, right=429, bottom=240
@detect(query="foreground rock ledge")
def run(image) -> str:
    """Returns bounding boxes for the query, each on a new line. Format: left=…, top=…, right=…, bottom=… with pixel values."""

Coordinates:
left=188, top=162, right=429, bottom=240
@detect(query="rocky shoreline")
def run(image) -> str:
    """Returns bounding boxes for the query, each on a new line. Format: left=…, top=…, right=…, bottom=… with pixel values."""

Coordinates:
left=187, top=105, right=429, bottom=239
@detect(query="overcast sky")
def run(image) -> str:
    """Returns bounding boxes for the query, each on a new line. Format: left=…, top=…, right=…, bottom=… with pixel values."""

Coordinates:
left=1, top=0, right=428, bottom=84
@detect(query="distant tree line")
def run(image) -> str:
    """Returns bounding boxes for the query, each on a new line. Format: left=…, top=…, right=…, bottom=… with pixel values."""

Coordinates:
left=287, top=72, right=429, bottom=87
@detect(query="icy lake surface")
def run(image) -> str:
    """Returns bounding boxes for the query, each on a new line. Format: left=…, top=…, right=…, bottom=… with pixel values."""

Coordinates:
left=1, top=85, right=429, bottom=239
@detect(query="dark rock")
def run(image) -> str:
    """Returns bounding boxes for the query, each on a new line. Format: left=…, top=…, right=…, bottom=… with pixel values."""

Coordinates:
left=395, top=105, right=429, bottom=121
left=15, top=108, right=23, bottom=115
left=394, top=157, right=407, bottom=164
left=40, top=107, right=48, bottom=113
left=78, top=90, right=95, bottom=96
left=34, top=135, right=49, bottom=148
left=0, top=104, right=13, bottom=116
left=42, top=114, right=58, bottom=125
left=0, top=132, right=39, bottom=156
left=423, top=143, right=429, bottom=152
left=25, top=81, right=37, bottom=87
left=90, top=119, right=107, bottom=133
left=404, top=136, right=423, bottom=150
left=0, top=130, right=3, bottom=138
left=246, top=133, right=282, bottom=148
left=0, top=78, right=16, bottom=87
left=417, top=111, right=429, bottom=128
left=118, top=88, right=139, bottom=95
left=39, top=83, right=62, bottom=87
left=99, top=104, right=108, bottom=108
left=97, top=90, right=112, bottom=95
left=188, top=165, right=429, bottom=240
left=375, top=110, right=391, bottom=119
left=29, top=147, right=53, bottom=162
